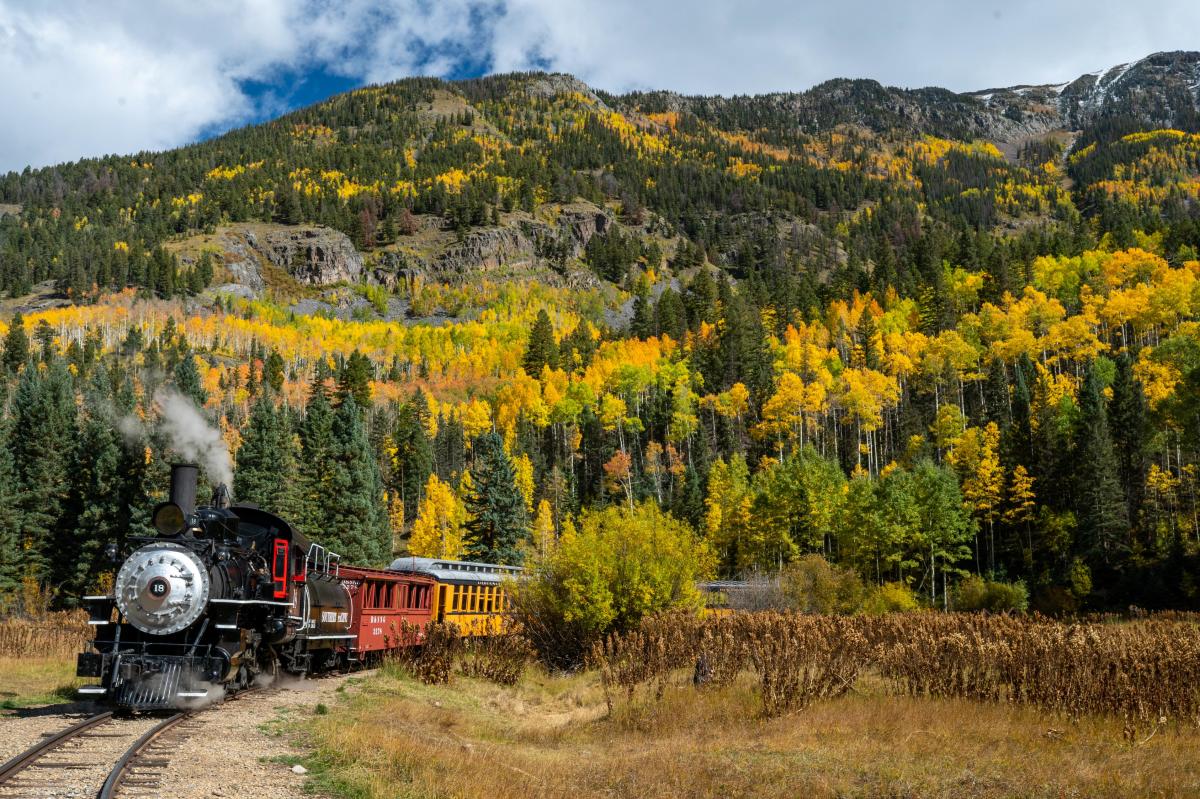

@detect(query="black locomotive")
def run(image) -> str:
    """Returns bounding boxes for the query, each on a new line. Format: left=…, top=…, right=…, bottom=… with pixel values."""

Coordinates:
left=77, top=463, right=354, bottom=710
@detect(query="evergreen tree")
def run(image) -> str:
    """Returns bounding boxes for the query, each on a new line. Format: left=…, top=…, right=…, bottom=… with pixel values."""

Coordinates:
left=33, top=320, right=55, bottom=361
left=983, top=358, right=1010, bottom=428
left=326, top=400, right=389, bottom=563
left=296, top=388, right=336, bottom=535
left=336, top=350, right=373, bottom=408
left=234, top=391, right=297, bottom=514
left=523, top=309, right=558, bottom=376
left=264, top=349, right=286, bottom=393
left=1073, top=362, right=1129, bottom=566
left=11, top=359, right=77, bottom=582
left=1109, top=353, right=1148, bottom=537
left=2, top=312, right=29, bottom=373
left=392, top=395, right=434, bottom=524
left=174, top=345, right=207, bottom=405
left=0, top=414, right=22, bottom=596
left=56, top=386, right=122, bottom=604
left=464, top=432, right=529, bottom=564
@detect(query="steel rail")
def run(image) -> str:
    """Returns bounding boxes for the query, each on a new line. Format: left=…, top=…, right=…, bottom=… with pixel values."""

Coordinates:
left=97, top=712, right=186, bottom=799
left=0, top=711, right=115, bottom=785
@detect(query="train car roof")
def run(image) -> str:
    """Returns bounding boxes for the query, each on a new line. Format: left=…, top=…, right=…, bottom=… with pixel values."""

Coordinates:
left=339, top=563, right=435, bottom=583
left=388, top=556, right=522, bottom=585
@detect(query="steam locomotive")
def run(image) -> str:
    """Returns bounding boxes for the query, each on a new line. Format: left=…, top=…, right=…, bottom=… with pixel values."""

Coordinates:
left=76, top=463, right=515, bottom=711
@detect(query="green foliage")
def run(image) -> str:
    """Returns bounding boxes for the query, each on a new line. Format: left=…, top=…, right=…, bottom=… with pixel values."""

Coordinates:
left=780, top=554, right=865, bottom=614
left=325, top=400, right=389, bottom=564
left=511, top=501, right=714, bottom=669
left=234, top=392, right=298, bottom=517
left=523, top=309, right=558, bottom=376
left=2, top=314, right=29, bottom=373
left=463, top=432, right=528, bottom=565
left=952, top=575, right=1030, bottom=613
left=336, top=350, right=373, bottom=409
left=173, top=345, right=207, bottom=406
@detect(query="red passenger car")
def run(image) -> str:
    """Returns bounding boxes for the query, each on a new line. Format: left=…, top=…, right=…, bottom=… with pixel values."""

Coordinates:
left=338, top=564, right=436, bottom=661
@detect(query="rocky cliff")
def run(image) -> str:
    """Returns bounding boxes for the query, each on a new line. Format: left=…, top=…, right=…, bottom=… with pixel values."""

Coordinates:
left=371, top=203, right=615, bottom=287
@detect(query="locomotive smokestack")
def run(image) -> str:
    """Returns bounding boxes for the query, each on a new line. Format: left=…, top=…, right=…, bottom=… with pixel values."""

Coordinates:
left=169, top=463, right=199, bottom=518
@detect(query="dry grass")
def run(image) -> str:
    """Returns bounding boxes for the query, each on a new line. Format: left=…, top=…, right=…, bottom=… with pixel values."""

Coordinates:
left=594, top=611, right=1200, bottom=734
left=0, top=611, right=90, bottom=706
left=300, top=662, right=1200, bottom=799
left=0, top=657, right=83, bottom=708
left=0, top=612, right=91, bottom=660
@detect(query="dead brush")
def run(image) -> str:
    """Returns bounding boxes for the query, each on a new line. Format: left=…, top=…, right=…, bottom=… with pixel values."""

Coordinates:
left=458, top=633, right=535, bottom=686
left=385, top=621, right=462, bottom=685
left=591, top=610, right=1200, bottom=730
left=0, top=611, right=91, bottom=659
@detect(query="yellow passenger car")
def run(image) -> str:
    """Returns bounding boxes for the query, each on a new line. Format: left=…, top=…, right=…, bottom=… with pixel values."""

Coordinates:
left=388, top=556, right=521, bottom=636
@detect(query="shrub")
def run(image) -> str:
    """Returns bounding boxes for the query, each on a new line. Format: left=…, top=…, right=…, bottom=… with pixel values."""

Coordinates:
left=780, top=554, right=865, bottom=614
left=459, top=633, right=534, bottom=686
left=511, top=502, right=714, bottom=669
left=953, top=575, right=1029, bottom=613
left=861, top=581, right=920, bottom=614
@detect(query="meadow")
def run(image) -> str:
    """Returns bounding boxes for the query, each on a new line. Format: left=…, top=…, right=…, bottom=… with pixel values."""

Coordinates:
left=0, top=611, right=90, bottom=707
left=295, top=612, right=1200, bottom=799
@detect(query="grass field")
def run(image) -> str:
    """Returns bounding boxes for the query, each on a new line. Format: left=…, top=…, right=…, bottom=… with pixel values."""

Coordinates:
left=297, top=664, right=1200, bottom=799
left=0, top=656, right=83, bottom=709
left=0, top=611, right=91, bottom=709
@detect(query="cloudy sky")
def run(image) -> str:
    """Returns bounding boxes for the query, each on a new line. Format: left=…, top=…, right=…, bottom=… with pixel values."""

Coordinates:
left=1, top=0, right=1197, bottom=173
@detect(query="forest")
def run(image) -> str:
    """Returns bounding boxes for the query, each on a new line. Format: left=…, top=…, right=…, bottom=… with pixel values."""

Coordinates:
left=1, top=73, right=1200, bottom=615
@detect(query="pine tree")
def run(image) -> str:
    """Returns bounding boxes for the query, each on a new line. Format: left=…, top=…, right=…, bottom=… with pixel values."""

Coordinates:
left=336, top=350, right=373, bottom=408
left=983, top=358, right=1010, bottom=428
left=264, top=349, right=286, bottom=393
left=56, top=385, right=122, bottom=603
left=1074, top=362, right=1129, bottom=565
left=235, top=391, right=297, bottom=514
left=326, top=401, right=389, bottom=564
left=1109, top=353, right=1148, bottom=538
left=464, top=432, right=529, bottom=564
left=11, top=358, right=77, bottom=582
left=296, top=388, right=336, bottom=535
left=0, top=414, right=23, bottom=596
left=174, top=345, right=207, bottom=405
left=392, top=395, right=434, bottom=523
left=33, top=320, right=55, bottom=361
left=522, top=309, right=558, bottom=376
left=2, top=312, right=29, bottom=373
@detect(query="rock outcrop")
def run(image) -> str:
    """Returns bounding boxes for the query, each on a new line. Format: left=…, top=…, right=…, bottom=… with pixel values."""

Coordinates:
left=184, top=224, right=364, bottom=296
left=373, top=204, right=613, bottom=285
left=254, top=226, right=363, bottom=285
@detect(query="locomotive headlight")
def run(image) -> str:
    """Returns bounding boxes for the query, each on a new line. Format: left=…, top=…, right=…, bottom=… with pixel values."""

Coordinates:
left=152, top=501, right=187, bottom=536
left=115, top=542, right=210, bottom=635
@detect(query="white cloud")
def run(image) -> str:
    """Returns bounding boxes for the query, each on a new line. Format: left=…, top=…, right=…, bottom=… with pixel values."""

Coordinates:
left=1, top=0, right=1199, bottom=172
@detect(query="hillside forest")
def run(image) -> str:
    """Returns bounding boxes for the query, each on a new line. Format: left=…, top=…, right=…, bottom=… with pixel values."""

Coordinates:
left=2, top=72, right=1200, bottom=615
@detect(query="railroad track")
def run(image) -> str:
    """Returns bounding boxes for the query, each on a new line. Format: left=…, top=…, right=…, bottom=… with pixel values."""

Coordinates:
left=0, top=688, right=262, bottom=798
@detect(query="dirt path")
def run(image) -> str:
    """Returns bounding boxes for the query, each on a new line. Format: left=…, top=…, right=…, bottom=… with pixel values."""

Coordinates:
left=157, top=672, right=365, bottom=799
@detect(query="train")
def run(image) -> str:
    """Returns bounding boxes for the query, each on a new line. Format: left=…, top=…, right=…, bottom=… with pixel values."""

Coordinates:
left=76, top=463, right=518, bottom=711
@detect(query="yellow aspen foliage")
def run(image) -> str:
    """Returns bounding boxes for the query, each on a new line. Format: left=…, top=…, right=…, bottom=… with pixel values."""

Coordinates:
left=408, top=474, right=467, bottom=560
left=530, top=499, right=556, bottom=559
left=1004, top=465, right=1036, bottom=527
left=513, top=453, right=535, bottom=513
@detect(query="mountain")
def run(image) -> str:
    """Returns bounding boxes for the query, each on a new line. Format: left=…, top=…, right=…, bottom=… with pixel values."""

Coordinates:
left=4, top=53, right=1200, bottom=612
left=0, top=51, right=1199, bottom=312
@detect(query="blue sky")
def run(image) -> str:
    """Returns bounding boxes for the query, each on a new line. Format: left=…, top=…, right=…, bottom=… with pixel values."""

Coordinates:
left=2, top=0, right=1199, bottom=173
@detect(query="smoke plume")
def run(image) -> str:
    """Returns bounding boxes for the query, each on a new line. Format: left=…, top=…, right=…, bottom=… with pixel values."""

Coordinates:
left=153, top=388, right=234, bottom=487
